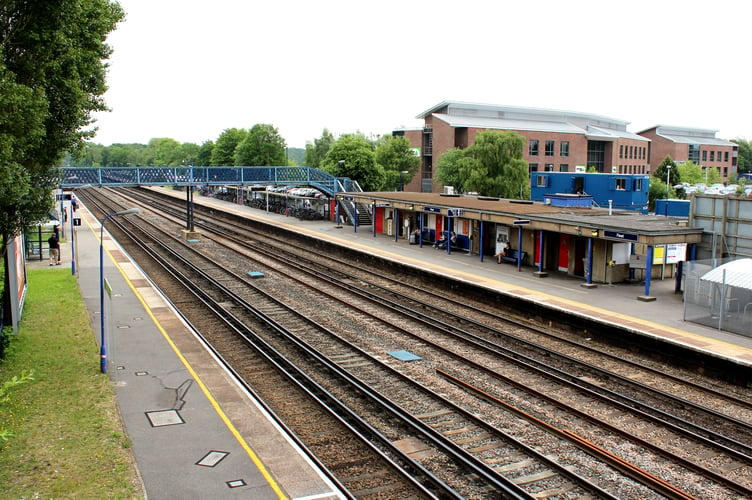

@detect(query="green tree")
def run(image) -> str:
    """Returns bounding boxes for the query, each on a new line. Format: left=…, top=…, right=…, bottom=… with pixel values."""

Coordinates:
left=196, top=140, right=214, bottom=166
left=703, top=166, right=722, bottom=185
left=211, top=128, right=247, bottom=166
left=145, top=138, right=182, bottom=166
left=676, top=161, right=704, bottom=185
left=321, top=134, right=385, bottom=191
left=1, top=0, right=123, bottom=324
left=731, top=138, right=751, bottom=174
left=179, top=142, right=200, bottom=166
left=286, top=147, right=305, bottom=166
left=234, top=124, right=286, bottom=166
left=461, top=131, right=529, bottom=198
left=375, top=135, right=420, bottom=191
left=106, top=144, right=136, bottom=167
left=304, top=129, right=335, bottom=169
left=648, top=178, right=667, bottom=212
left=652, top=156, right=680, bottom=198
left=435, top=148, right=467, bottom=193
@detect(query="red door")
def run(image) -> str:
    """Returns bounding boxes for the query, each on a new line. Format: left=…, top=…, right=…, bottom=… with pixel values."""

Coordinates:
left=558, top=234, right=570, bottom=271
left=374, top=207, right=384, bottom=234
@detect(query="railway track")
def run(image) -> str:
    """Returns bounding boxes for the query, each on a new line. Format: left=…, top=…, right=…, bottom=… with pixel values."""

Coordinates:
left=80, top=186, right=752, bottom=498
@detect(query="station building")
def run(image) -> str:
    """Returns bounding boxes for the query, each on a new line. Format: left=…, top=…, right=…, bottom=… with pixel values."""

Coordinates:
left=395, top=101, right=651, bottom=193
left=343, top=190, right=702, bottom=298
left=637, top=125, right=738, bottom=180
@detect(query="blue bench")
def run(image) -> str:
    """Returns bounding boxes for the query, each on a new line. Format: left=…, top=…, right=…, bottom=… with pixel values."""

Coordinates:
left=452, top=234, right=470, bottom=251
left=501, top=249, right=527, bottom=265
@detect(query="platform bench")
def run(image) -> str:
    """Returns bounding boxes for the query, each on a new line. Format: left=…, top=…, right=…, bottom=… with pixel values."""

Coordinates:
left=451, top=234, right=470, bottom=252
left=501, top=249, right=527, bottom=265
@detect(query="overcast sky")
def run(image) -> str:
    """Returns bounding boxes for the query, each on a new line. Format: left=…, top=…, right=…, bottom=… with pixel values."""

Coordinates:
left=90, top=0, right=750, bottom=149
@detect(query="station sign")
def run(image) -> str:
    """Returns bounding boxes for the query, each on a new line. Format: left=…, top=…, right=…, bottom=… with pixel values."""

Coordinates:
left=424, top=206, right=441, bottom=213
left=513, top=219, right=530, bottom=225
left=73, top=218, right=82, bottom=227
left=374, top=203, right=391, bottom=207
left=604, top=230, right=638, bottom=242
left=447, top=209, right=464, bottom=217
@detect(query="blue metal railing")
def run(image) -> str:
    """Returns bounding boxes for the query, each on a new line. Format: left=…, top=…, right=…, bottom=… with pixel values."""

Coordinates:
left=59, top=166, right=358, bottom=198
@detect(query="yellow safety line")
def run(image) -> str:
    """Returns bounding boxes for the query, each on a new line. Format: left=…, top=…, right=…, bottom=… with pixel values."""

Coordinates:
left=85, top=215, right=289, bottom=500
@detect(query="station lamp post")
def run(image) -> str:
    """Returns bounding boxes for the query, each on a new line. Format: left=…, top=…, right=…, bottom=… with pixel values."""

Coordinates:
left=99, top=208, right=140, bottom=373
left=400, top=170, right=408, bottom=191
left=666, top=166, right=671, bottom=199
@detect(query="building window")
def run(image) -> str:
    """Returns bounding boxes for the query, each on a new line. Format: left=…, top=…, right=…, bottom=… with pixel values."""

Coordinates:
left=545, top=164, right=554, bottom=171
left=710, top=151, right=715, bottom=162
left=619, top=145, right=624, bottom=159
left=635, top=178, right=643, bottom=191
left=688, top=144, right=700, bottom=163
left=587, top=141, right=606, bottom=172
left=536, top=175, right=547, bottom=187
left=615, top=178, right=626, bottom=190
left=560, top=164, right=569, bottom=172
left=529, top=139, right=539, bottom=156
left=545, top=140, right=555, bottom=156
left=702, top=150, right=707, bottom=162
left=529, top=163, right=538, bottom=172
left=561, top=141, right=569, bottom=157
left=725, top=151, right=729, bottom=162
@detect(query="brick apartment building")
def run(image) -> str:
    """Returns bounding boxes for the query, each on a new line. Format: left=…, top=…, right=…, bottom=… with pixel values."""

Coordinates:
left=395, top=101, right=734, bottom=193
left=637, top=125, right=737, bottom=180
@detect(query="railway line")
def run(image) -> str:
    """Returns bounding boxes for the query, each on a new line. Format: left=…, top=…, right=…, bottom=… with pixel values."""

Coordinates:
left=78, top=186, right=752, bottom=499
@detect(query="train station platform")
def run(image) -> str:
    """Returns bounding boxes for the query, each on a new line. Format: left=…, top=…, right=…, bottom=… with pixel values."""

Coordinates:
left=29, top=208, right=345, bottom=499
left=27, top=188, right=752, bottom=498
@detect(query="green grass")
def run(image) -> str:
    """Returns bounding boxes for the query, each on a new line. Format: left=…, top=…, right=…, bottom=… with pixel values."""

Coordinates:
left=0, top=268, right=142, bottom=499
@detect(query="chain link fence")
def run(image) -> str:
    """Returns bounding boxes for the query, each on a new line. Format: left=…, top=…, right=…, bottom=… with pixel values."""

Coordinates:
left=683, top=258, right=752, bottom=336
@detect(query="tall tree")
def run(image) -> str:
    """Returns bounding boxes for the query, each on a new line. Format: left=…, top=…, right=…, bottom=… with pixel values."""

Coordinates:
left=437, top=131, right=529, bottom=198
left=321, top=134, right=385, bottom=191
left=144, top=138, right=182, bottom=166
left=375, top=135, right=420, bottom=191
left=1, top=0, right=123, bottom=324
left=196, top=140, right=214, bottom=166
left=304, top=129, right=335, bottom=169
left=732, top=138, right=751, bottom=174
left=435, top=148, right=467, bottom=193
left=234, top=124, right=286, bottom=166
left=211, top=128, right=247, bottom=166
left=676, top=161, right=705, bottom=185
left=652, top=155, right=681, bottom=191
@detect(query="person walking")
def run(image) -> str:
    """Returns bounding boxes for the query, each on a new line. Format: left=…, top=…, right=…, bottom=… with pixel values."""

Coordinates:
left=48, top=233, right=61, bottom=265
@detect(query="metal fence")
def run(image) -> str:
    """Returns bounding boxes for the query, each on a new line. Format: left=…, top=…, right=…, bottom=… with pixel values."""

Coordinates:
left=683, top=258, right=752, bottom=336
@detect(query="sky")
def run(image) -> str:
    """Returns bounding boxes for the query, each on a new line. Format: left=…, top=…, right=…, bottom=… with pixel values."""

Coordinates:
left=90, top=0, right=751, bottom=149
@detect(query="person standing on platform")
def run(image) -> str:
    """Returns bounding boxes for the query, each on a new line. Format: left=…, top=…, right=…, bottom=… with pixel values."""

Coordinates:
left=48, top=233, right=61, bottom=265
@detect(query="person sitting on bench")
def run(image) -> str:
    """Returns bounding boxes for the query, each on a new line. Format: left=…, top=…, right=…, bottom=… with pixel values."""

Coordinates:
left=494, top=241, right=511, bottom=263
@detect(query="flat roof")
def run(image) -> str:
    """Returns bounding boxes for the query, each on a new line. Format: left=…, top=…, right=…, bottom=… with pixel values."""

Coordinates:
left=346, top=192, right=703, bottom=245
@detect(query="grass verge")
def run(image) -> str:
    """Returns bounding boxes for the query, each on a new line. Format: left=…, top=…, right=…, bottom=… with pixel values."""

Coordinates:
left=0, top=268, right=142, bottom=498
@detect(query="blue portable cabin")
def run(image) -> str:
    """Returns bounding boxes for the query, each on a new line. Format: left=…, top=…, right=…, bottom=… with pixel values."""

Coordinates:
left=530, top=172, right=650, bottom=213
left=654, top=199, right=690, bottom=217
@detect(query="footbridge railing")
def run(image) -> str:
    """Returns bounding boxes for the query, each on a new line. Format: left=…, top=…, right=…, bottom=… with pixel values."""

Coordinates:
left=59, top=165, right=366, bottom=223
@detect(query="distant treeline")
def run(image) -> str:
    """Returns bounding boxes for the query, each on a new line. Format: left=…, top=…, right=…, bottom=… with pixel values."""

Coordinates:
left=64, top=131, right=305, bottom=168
